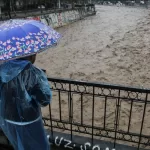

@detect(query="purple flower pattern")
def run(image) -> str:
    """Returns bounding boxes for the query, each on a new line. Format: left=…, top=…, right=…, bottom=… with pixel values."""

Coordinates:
left=0, top=19, right=61, bottom=61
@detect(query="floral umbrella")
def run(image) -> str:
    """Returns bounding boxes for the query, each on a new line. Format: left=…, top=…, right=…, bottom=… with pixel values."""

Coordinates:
left=0, top=19, right=61, bottom=62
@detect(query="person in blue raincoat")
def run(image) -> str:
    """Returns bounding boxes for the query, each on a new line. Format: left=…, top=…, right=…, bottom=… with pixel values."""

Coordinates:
left=0, top=55, right=52, bottom=150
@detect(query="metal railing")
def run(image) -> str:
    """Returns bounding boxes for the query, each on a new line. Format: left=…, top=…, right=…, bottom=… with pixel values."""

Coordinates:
left=43, top=77, right=150, bottom=150
left=0, top=77, right=150, bottom=150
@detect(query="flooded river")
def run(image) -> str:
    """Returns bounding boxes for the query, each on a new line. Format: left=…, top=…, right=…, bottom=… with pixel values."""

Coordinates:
left=36, top=5, right=150, bottom=88
left=40, top=6, right=150, bottom=145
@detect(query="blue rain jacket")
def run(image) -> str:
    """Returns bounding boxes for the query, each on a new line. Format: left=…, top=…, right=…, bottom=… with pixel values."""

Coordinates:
left=0, top=60, right=52, bottom=124
left=0, top=60, right=51, bottom=123
left=0, top=60, right=51, bottom=150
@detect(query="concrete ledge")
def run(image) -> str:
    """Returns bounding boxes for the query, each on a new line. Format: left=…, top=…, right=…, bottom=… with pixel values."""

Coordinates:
left=0, top=129, right=146, bottom=150
left=48, top=131, right=145, bottom=150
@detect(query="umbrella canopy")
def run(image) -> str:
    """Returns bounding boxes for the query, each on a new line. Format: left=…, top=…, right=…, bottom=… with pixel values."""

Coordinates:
left=0, top=19, right=61, bottom=62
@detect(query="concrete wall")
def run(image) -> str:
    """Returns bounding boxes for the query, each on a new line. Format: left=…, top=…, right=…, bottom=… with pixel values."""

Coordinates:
left=27, top=8, right=95, bottom=28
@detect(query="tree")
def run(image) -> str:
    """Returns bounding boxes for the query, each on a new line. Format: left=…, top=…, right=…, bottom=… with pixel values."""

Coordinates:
left=2, top=0, right=11, bottom=18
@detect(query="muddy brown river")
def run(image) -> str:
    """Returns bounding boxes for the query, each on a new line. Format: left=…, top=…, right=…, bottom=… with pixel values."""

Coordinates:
left=36, top=5, right=150, bottom=88
left=37, top=5, right=150, bottom=148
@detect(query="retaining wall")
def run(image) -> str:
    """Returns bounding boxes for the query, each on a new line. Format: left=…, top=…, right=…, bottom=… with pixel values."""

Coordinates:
left=27, top=8, right=96, bottom=28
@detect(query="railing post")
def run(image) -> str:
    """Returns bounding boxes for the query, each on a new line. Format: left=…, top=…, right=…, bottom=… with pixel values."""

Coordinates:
left=49, top=104, right=53, bottom=140
left=114, top=90, right=121, bottom=148
left=69, top=83, right=73, bottom=141
left=138, top=93, right=148, bottom=149
left=91, top=86, right=95, bottom=147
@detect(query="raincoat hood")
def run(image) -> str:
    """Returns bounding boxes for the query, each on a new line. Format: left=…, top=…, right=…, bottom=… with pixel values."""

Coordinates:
left=0, top=60, right=30, bottom=83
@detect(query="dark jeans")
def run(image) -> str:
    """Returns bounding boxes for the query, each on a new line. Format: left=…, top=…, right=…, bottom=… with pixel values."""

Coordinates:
left=1, top=118, right=50, bottom=150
